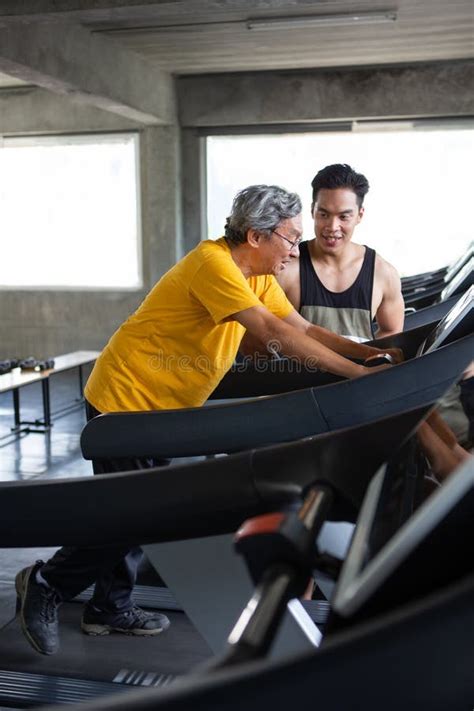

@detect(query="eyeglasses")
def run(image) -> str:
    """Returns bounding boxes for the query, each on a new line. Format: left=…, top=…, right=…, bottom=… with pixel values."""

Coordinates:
left=272, top=229, right=303, bottom=251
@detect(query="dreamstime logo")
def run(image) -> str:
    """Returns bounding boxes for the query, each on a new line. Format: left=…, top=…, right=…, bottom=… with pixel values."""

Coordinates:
left=266, top=338, right=283, bottom=358
left=232, top=354, right=321, bottom=374
left=148, top=347, right=322, bottom=374
left=148, top=352, right=222, bottom=373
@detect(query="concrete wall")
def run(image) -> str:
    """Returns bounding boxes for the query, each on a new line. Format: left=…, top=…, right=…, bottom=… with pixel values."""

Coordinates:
left=1, top=59, right=472, bottom=356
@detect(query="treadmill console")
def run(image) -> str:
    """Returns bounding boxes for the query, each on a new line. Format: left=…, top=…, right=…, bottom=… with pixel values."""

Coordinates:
left=416, top=285, right=474, bottom=356
left=444, top=242, right=473, bottom=284
left=441, top=257, right=473, bottom=300
left=329, top=457, right=473, bottom=629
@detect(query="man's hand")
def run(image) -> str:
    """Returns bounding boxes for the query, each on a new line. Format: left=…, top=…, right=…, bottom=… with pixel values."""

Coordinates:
left=360, top=362, right=393, bottom=376
left=360, top=346, right=404, bottom=374
left=364, top=354, right=393, bottom=367
left=383, top=347, right=404, bottom=364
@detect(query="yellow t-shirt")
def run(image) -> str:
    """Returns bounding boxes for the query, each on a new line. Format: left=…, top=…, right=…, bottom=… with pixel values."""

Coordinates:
left=85, top=238, right=293, bottom=411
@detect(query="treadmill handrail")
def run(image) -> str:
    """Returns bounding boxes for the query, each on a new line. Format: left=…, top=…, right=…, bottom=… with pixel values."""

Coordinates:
left=80, top=334, right=474, bottom=461
left=0, top=406, right=433, bottom=548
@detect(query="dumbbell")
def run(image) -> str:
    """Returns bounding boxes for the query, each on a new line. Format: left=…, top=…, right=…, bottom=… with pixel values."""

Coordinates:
left=18, top=357, right=55, bottom=372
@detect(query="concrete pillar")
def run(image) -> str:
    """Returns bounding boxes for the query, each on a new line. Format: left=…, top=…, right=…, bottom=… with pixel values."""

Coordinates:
left=181, top=128, right=207, bottom=253
left=140, top=125, right=183, bottom=286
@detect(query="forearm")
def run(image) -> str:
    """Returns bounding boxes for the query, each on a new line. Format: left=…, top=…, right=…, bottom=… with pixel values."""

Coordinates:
left=264, top=321, right=366, bottom=379
left=239, top=330, right=270, bottom=357
left=306, top=323, right=379, bottom=360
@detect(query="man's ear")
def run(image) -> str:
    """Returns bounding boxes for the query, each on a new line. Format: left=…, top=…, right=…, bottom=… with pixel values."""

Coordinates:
left=311, top=202, right=316, bottom=217
left=247, top=229, right=260, bottom=248
left=357, top=206, right=365, bottom=223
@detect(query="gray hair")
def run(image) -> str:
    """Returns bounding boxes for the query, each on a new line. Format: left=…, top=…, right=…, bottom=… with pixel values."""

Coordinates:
left=224, top=184, right=302, bottom=245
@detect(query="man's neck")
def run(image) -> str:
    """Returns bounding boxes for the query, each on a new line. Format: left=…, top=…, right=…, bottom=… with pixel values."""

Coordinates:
left=229, top=242, right=255, bottom=278
left=310, top=239, right=361, bottom=269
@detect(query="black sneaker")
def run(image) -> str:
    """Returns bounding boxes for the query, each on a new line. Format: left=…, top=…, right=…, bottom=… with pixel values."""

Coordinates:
left=15, top=561, right=61, bottom=655
left=81, top=604, right=170, bottom=636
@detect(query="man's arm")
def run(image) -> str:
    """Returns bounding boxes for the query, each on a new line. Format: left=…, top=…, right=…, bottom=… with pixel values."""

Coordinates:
left=233, top=305, right=381, bottom=379
left=374, top=261, right=405, bottom=338
left=283, top=308, right=405, bottom=362
left=240, top=261, right=300, bottom=356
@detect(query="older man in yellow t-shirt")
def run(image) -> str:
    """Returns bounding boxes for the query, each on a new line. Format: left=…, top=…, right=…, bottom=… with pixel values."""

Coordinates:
left=84, top=238, right=294, bottom=412
left=16, top=184, right=401, bottom=656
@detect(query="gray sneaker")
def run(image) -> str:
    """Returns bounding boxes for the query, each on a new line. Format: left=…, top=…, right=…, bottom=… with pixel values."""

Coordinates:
left=15, top=561, right=61, bottom=655
left=81, top=604, right=170, bottom=636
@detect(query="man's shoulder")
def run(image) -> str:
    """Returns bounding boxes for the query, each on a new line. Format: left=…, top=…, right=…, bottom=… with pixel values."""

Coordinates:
left=195, top=237, right=229, bottom=258
left=373, top=252, right=402, bottom=290
left=167, top=238, right=236, bottom=289
left=374, top=251, right=399, bottom=276
left=188, top=238, right=234, bottom=271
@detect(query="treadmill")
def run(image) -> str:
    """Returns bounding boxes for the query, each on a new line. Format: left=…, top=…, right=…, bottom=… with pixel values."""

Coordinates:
left=401, top=242, right=472, bottom=294
left=37, top=455, right=474, bottom=711
left=404, top=293, right=460, bottom=330
left=413, top=285, right=474, bottom=356
left=202, top=451, right=474, bottom=675
left=404, top=256, right=473, bottom=310
left=381, top=284, right=474, bottom=358
left=4, top=296, right=470, bottom=708
left=80, top=332, right=474, bottom=460
left=328, top=456, right=473, bottom=633
left=203, top=289, right=473, bottom=401
left=0, top=406, right=432, bottom=708
left=77, top=298, right=473, bottom=658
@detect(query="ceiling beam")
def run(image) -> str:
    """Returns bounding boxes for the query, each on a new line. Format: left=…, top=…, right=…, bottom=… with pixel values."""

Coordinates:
left=0, top=0, right=338, bottom=18
left=0, top=86, right=144, bottom=134
left=0, top=1, right=343, bottom=23
left=178, top=61, right=474, bottom=127
left=0, top=1, right=178, bottom=21
left=0, top=21, right=176, bottom=124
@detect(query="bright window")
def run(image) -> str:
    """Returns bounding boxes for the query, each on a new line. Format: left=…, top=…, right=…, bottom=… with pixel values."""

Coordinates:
left=0, top=132, right=141, bottom=289
left=207, top=123, right=473, bottom=276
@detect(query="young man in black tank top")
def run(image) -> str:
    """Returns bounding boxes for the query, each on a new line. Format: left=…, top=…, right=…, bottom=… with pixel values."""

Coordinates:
left=276, top=165, right=471, bottom=447
left=277, top=164, right=405, bottom=340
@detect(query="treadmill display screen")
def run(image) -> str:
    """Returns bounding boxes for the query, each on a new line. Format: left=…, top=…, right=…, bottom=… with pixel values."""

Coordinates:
left=445, top=242, right=473, bottom=283
left=441, top=257, right=473, bottom=300
left=331, top=458, right=473, bottom=622
left=417, top=285, right=474, bottom=355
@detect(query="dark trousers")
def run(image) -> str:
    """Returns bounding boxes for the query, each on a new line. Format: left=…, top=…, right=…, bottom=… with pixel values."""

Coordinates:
left=41, top=401, right=168, bottom=612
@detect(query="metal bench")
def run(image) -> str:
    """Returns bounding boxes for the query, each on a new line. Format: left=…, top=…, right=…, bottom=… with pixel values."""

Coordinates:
left=0, top=350, right=99, bottom=440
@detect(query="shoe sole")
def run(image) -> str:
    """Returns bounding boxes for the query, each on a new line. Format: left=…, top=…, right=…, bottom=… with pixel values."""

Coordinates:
left=81, top=622, right=166, bottom=636
left=15, top=570, right=57, bottom=656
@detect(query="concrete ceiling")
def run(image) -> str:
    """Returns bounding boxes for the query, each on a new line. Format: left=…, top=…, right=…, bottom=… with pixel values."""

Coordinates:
left=0, top=0, right=472, bottom=76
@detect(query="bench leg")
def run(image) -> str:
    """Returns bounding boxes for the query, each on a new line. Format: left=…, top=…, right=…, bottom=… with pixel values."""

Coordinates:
left=78, top=365, right=84, bottom=400
left=41, top=379, right=52, bottom=429
left=12, top=388, right=21, bottom=431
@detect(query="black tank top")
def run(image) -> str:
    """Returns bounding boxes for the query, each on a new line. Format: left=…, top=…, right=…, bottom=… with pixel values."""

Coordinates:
left=299, top=241, right=376, bottom=341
